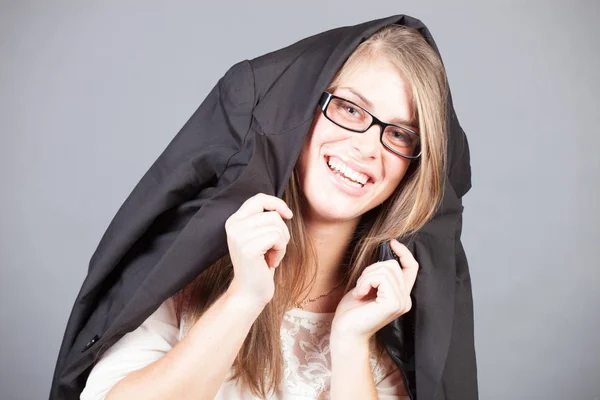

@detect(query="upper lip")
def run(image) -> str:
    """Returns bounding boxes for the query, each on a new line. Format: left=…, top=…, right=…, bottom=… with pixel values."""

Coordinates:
left=325, top=154, right=376, bottom=183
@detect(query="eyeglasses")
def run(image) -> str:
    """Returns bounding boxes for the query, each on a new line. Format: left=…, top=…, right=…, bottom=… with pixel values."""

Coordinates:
left=318, top=92, right=421, bottom=160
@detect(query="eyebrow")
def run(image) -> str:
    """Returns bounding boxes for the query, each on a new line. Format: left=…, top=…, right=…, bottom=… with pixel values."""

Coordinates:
left=337, top=86, right=418, bottom=129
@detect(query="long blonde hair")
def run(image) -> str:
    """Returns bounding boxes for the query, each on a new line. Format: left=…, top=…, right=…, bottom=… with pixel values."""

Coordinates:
left=175, top=24, right=448, bottom=398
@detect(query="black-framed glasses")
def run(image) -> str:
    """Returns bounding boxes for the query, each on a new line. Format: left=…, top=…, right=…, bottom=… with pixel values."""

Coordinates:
left=318, top=92, right=421, bottom=160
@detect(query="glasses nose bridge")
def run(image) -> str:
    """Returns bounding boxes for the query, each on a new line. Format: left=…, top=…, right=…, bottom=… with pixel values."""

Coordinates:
left=361, top=115, right=386, bottom=140
left=351, top=118, right=383, bottom=157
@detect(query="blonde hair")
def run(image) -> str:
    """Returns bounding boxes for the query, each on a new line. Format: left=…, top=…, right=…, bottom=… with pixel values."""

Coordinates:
left=175, top=24, right=448, bottom=398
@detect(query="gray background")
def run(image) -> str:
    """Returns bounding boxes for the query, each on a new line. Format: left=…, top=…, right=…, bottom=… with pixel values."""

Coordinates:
left=1, top=1, right=598, bottom=399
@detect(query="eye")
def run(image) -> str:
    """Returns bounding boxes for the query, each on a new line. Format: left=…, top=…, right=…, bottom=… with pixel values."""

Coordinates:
left=343, top=105, right=360, bottom=117
left=389, top=130, right=410, bottom=143
left=335, top=102, right=362, bottom=119
left=328, top=98, right=367, bottom=125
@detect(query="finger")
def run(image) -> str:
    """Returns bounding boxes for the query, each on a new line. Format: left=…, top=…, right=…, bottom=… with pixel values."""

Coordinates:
left=356, top=261, right=403, bottom=294
left=353, top=272, right=398, bottom=303
left=236, top=211, right=290, bottom=240
left=234, top=225, right=288, bottom=254
left=235, top=193, right=293, bottom=220
left=354, top=261, right=387, bottom=289
left=243, top=229, right=289, bottom=268
left=354, top=270, right=411, bottom=314
left=264, top=230, right=289, bottom=269
left=390, top=239, right=419, bottom=292
left=355, top=269, right=401, bottom=299
left=382, top=259, right=406, bottom=293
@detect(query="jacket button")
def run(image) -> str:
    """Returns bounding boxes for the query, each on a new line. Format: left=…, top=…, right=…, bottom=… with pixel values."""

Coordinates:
left=82, top=335, right=100, bottom=353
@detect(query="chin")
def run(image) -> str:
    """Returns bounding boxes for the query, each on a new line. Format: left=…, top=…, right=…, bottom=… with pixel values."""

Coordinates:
left=302, top=187, right=366, bottom=223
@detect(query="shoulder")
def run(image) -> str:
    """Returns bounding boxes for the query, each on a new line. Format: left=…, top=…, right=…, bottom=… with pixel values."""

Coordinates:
left=80, top=297, right=180, bottom=400
left=106, top=296, right=180, bottom=355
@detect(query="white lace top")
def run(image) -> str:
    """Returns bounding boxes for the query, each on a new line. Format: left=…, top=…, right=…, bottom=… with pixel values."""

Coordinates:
left=81, top=298, right=409, bottom=400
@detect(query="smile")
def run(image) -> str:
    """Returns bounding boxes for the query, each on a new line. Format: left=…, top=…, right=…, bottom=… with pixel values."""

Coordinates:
left=323, top=155, right=375, bottom=196
left=326, top=157, right=368, bottom=187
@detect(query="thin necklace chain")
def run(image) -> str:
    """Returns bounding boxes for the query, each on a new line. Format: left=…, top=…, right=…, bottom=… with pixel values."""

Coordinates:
left=293, top=279, right=346, bottom=310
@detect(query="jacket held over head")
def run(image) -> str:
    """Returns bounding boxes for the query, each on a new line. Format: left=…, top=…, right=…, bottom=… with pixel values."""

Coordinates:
left=50, top=14, right=477, bottom=400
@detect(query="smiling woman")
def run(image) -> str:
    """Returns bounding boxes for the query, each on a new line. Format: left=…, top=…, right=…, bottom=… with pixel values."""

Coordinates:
left=298, top=58, right=426, bottom=221
left=52, top=14, right=475, bottom=400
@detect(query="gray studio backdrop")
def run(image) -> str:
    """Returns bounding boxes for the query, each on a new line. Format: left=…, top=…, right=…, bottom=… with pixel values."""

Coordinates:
left=1, top=1, right=598, bottom=399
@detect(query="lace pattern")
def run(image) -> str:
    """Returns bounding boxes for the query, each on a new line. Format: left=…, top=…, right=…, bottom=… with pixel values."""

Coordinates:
left=280, top=308, right=396, bottom=399
left=179, top=307, right=398, bottom=399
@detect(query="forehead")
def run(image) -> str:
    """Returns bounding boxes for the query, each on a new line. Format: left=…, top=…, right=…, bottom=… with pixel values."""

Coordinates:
left=331, top=58, right=416, bottom=126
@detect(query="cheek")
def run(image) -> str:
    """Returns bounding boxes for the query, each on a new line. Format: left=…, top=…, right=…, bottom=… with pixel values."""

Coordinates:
left=296, top=118, right=321, bottom=177
left=311, top=114, right=347, bottom=147
left=382, top=156, right=411, bottom=191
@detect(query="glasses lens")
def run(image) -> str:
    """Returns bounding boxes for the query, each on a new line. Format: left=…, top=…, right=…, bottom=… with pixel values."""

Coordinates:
left=326, top=97, right=372, bottom=131
left=382, top=125, right=419, bottom=157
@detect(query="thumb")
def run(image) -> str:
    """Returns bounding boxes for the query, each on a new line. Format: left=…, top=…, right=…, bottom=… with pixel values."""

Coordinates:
left=265, top=241, right=286, bottom=269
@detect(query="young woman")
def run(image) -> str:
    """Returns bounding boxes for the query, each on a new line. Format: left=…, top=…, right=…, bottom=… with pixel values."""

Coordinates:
left=79, top=23, right=449, bottom=400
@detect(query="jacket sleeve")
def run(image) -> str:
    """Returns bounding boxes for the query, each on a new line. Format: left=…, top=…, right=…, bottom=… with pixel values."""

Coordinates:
left=80, top=298, right=179, bottom=400
left=50, top=59, right=256, bottom=400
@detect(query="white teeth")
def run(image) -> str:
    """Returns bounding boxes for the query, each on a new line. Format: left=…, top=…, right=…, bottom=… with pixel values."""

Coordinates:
left=326, top=157, right=369, bottom=185
left=338, top=173, right=363, bottom=187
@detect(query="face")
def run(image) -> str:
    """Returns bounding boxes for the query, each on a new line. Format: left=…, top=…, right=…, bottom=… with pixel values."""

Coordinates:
left=296, top=57, right=415, bottom=224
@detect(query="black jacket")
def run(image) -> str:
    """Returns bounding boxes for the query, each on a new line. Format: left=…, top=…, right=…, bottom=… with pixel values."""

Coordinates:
left=50, top=14, right=476, bottom=400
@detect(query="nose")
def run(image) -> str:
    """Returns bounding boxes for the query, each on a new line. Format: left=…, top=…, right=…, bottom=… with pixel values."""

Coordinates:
left=350, top=124, right=380, bottom=159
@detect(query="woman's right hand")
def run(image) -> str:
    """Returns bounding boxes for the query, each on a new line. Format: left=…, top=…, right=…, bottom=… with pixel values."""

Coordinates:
left=224, top=193, right=293, bottom=308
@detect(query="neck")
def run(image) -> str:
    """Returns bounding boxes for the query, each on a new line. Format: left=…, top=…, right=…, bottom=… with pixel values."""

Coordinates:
left=304, top=214, right=360, bottom=288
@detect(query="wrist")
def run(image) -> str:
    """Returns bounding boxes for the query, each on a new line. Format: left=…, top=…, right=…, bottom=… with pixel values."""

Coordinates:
left=330, top=330, right=370, bottom=355
left=227, top=278, right=274, bottom=307
left=224, top=288, right=268, bottom=315
left=330, top=321, right=371, bottom=347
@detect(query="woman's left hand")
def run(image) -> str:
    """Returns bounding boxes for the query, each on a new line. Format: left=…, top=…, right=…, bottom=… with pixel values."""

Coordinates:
left=331, top=239, right=419, bottom=344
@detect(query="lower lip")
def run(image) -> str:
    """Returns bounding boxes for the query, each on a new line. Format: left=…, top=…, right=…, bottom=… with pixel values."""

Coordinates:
left=323, top=156, right=372, bottom=196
